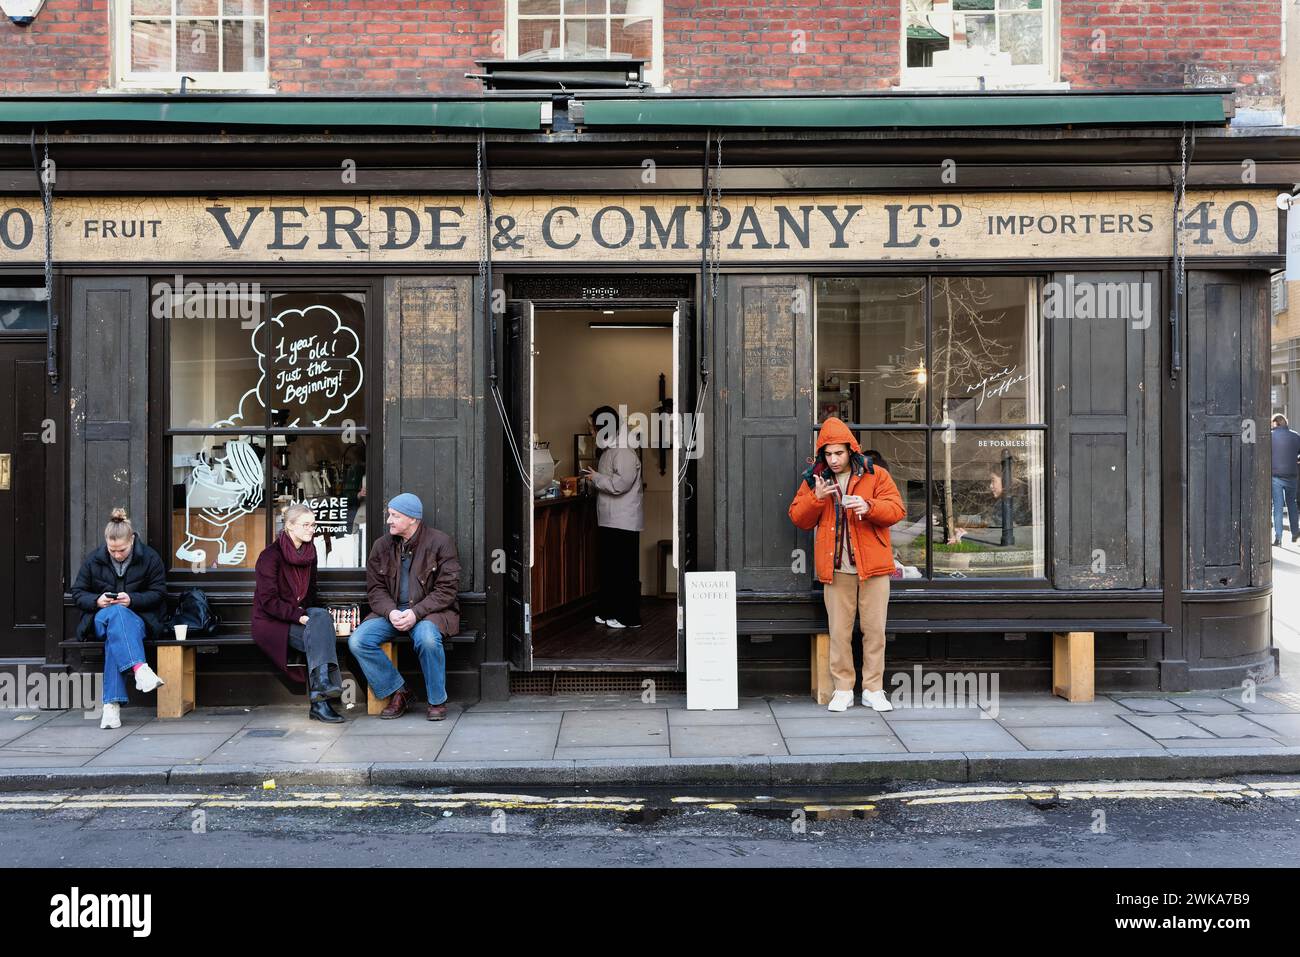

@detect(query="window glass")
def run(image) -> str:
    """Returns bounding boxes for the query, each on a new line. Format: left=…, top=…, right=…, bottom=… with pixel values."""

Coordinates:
left=267, top=292, right=366, bottom=429
left=0, top=288, right=48, bottom=332
left=931, top=276, right=1042, bottom=425
left=815, top=278, right=926, bottom=426
left=271, top=435, right=369, bottom=569
left=929, top=429, right=1045, bottom=579
left=853, top=431, right=928, bottom=577
left=905, top=0, right=1049, bottom=73
left=167, top=285, right=264, bottom=429
left=170, top=434, right=266, bottom=570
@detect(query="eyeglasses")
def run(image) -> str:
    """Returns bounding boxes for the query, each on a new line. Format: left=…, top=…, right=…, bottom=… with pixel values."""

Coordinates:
left=294, top=521, right=317, bottom=530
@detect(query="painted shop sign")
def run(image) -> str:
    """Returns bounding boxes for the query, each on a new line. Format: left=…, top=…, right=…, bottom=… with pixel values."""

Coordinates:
left=0, top=191, right=1278, bottom=263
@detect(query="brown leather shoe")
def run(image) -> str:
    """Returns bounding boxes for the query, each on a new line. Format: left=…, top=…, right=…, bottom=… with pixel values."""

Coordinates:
left=427, top=703, right=448, bottom=721
left=379, top=687, right=412, bottom=719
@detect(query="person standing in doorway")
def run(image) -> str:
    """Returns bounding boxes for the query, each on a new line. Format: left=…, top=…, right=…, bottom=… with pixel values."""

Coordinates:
left=70, top=508, right=168, bottom=729
left=582, top=405, right=644, bottom=631
left=789, top=418, right=905, bottom=712
left=1271, top=413, right=1300, bottom=546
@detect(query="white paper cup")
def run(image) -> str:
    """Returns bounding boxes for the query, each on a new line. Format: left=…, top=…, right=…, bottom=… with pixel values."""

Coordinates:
left=173, top=624, right=188, bottom=641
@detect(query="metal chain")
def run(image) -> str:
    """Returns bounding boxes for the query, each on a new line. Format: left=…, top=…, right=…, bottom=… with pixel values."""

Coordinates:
left=41, top=129, right=56, bottom=385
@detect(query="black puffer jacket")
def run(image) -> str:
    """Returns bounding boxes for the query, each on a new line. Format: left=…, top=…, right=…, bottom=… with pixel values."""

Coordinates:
left=70, top=538, right=169, bottom=639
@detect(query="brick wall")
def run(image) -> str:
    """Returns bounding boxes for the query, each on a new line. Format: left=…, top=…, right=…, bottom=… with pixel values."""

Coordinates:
left=0, top=0, right=1283, bottom=110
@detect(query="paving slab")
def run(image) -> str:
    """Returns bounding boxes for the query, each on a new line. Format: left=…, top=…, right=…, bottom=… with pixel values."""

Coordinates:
left=890, top=719, right=1025, bottom=752
left=466, top=694, right=687, bottom=713
left=1004, top=724, right=1162, bottom=751
left=993, top=706, right=1134, bottom=727
left=669, top=723, right=788, bottom=758
left=553, top=745, right=672, bottom=760
left=1159, top=738, right=1286, bottom=749
left=1234, top=712, right=1300, bottom=737
left=207, top=726, right=349, bottom=764
left=882, top=706, right=988, bottom=721
left=1181, top=714, right=1277, bottom=738
left=0, top=723, right=138, bottom=750
left=438, top=720, right=561, bottom=761
left=135, top=714, right=253, bottom=735
left=665, top=702, right=776, bottom=726
left=85, top=732, right=232, bottom=767
left=557, top=710, right=669, bottom=748
left=1113, top=697, right=1185, bottom=714
left=1164, top=697, right=1243, bottom=714
left=0, top=753, right=92, bottom=768
left=340, top=712, right=460, bottom=735
left=784, top=735, right=909, bottom=756
left=319, top=735, right=450, bottom=763
left=1118, top=714, right=1218, bottom=739
left=774, top=714, right=893, bottom=737
left=0, top=712, right=61, bottom=744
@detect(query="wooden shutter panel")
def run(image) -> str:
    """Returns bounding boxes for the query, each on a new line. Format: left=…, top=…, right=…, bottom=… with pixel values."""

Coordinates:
left=1050, top=271, right=1161, bottom=588
left=382, top=276, right=482, bottom=591
left=68, top=277, right=149, bottom=573
left=716, top=275, right=813, bottom=592
left=1186, top=271, right=1268, bottom=590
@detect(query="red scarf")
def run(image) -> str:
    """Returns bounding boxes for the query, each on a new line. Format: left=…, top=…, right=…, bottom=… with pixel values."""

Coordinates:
left=277, top=531, right=316, bottom=606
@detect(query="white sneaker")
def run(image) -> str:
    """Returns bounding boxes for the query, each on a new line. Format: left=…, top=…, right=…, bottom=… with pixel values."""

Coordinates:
left=827, top=690, right=854, bottom=712
left=594, top=616, right=606, bottom=625
left=100, top=702, right=121, bottom=729
left=605, top=619, right=627, bottom=629
left=862, top=689, right=894, bottom=712
left=134, top=663, right=165, bottom=694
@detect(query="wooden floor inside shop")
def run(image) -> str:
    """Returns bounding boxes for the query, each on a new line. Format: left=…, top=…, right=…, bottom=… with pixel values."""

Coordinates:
left=532, top=597, right=677, bottom=664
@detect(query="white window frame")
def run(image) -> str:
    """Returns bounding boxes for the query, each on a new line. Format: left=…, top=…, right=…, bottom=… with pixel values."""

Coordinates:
left=505, top=0, right=664, bottom=89
left=898, top=0, right=1063, bottom=91
left=113, top=1, right=270, bottom=92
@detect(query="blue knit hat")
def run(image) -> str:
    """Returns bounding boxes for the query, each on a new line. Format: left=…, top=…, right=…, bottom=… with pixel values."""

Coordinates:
left=388, top=492, right=423, bottom=521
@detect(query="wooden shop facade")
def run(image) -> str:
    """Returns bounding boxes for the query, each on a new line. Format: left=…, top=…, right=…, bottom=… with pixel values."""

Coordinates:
left=0, top=88, right=1289, bottom=704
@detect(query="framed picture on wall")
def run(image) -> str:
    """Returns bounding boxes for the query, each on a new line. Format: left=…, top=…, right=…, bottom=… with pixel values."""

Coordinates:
left=942, top=396, right=976, bottom=424
left=885, top=398, right=921, bottom=424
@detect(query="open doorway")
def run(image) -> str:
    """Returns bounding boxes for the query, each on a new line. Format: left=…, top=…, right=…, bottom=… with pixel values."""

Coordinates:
left=526, top=305, right=680, bottom=667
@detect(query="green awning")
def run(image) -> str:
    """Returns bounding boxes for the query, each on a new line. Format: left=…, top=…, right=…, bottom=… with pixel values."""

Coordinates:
left=581, top=93, right=1227, bottom=130
left=0, top=98, right=544, bottom=131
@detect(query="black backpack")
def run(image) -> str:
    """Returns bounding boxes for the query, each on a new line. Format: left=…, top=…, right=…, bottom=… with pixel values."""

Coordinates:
left=169, top=588, right=220, bottom=637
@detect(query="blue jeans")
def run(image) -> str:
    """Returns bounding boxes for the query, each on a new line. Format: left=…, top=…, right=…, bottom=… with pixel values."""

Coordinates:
left=347, top=616, right=446, bottom=705
left=1273, top=476, right=1299, bottom=540
left=94, top=604, right=147, bottom=705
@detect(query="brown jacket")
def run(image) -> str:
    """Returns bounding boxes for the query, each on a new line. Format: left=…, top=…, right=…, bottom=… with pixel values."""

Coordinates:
left=364, top=523, right=461, bottom=637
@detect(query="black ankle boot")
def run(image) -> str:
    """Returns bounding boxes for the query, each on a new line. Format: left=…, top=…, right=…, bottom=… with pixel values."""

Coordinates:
left=309, top=664, right=343, bottom=702
left=309, top=699, right=344, bottom=723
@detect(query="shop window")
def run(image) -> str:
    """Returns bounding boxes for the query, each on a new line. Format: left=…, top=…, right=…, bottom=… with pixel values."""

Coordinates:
left=116, top=1, right=269, bottom=91
left=165, top=286, right=368, bottom=571
left=0, top=286, right=48, bottom=332
left=508, top=0, right=663, bottom=87
left=901, top=0, right=1057, bottom=89
left=815, top=276, right=1045, bottom=581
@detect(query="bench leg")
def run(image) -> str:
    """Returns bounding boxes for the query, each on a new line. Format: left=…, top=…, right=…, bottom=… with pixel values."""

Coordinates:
left=1052, top=631, right=1094, bottom=702
left=811, top=632, right=833, bottom=705
left=366, top=642, right=399, bottom=716
left=156, top=645, right=196, bottom=719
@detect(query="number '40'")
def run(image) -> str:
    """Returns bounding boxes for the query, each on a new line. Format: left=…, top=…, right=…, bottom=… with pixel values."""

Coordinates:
left=1180, top=200, right=1258, bottom=245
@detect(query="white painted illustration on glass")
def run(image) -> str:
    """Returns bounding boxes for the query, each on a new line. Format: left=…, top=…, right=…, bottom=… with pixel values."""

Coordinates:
left=175, top=439, right=264, bottom=566
left=215, top=302, right=364, bottom=429
left=176, top=301, right=363, bottom=566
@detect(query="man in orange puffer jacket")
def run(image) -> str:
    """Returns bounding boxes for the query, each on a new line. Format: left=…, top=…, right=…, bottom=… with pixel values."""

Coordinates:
left=788, top=417, right=905, bottom=713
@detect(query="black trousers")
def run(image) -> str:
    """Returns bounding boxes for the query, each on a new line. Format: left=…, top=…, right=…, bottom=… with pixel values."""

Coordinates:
left=288, top=607, right=339, bottom=673
left=597, top=526, right=642, bottom=626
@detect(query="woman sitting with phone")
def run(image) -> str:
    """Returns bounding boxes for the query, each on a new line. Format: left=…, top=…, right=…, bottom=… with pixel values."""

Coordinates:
left=70, top=508, right=169, bottom=729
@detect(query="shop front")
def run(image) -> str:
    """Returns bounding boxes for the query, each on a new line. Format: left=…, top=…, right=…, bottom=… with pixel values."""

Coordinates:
left=0, top=91, right=1287, bottom=701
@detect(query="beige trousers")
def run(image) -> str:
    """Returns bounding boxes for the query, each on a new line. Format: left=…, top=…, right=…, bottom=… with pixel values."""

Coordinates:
left=823, top=571, right=890, bottom=693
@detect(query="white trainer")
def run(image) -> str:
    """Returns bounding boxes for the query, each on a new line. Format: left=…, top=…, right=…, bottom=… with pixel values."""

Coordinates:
left=134, top=663, right=165, bottom=694
left=100, top=702, right=121, bottom=729
left=827, top=689, right=854, bottom=712
left=862, top=689, right=894, bottom=712
left=594, top=616, right=606, bottom=625
left=605, top=619, right=627, bottom=629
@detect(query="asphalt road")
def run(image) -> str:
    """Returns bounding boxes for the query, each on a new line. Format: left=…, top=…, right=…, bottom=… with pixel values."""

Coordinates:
left=1, top=780, right=1297, bottom=868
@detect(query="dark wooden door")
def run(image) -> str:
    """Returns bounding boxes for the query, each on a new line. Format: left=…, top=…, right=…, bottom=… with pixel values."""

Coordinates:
left=0, top=339, right=47, bottom=655
left=505, top=301, right=534, bottom=670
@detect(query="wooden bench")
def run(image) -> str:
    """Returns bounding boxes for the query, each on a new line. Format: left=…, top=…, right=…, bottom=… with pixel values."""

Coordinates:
left=59, top=631, right=480, bottom=718
left=735, top=617, right=1172, bottom=705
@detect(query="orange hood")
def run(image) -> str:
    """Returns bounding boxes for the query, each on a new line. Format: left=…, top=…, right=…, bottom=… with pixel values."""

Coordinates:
left=814, top=416, right=861, bottom=456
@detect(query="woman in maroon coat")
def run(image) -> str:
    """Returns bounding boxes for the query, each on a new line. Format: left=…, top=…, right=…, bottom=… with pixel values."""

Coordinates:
left=252, top=504, right=345, bottom=722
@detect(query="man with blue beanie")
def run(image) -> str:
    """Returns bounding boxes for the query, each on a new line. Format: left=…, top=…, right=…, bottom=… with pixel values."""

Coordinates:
left=348, top=492, right=461, bottom=720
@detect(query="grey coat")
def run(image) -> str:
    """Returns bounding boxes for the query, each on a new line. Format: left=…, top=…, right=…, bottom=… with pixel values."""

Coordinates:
left=590, top=445, right=644, bottom=532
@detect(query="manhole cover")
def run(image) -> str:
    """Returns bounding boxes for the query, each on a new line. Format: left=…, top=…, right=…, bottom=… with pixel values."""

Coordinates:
left=245, top=729, right=288, bottom=738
